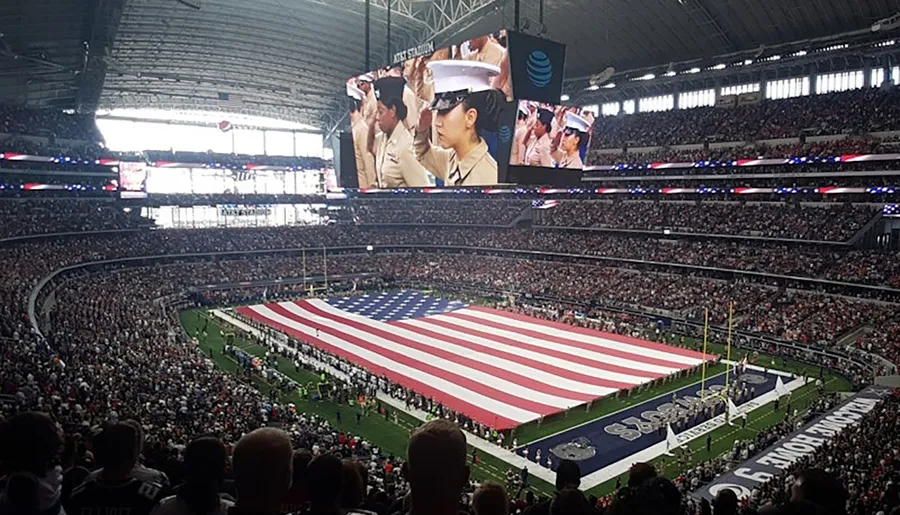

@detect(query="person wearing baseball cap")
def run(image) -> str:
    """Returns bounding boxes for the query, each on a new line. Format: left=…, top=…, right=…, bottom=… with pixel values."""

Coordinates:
left=551, top=111, right=591, bottom=169
left=366, top=76, right=427, bottom=188
left=347, top=83, right=376, bottom=188
left=414, top=60, right=503, bottom=186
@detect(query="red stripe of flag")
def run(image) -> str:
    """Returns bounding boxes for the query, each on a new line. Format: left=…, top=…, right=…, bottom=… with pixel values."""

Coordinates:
left=236, top=305, right=522, bottom=429
left=295, top=301, right=591, bottom=403
left=448, top=310, right=693, bottom=370
left=403, top=316, right=649, bottom=385
left=467, top=305, right=710, bottom=361
left=267, top=302, right=560, bottom=416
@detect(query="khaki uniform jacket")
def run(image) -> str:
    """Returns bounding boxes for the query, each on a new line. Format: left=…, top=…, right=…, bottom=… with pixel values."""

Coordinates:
left=414, top=129, right=498, bottom=186
left=375, top=127, right=428, bottom=188
left=365, top=85, right=420, bottom=136
left=352, top=117, right=377, bottom=188
left=511, top=121, right=528, bottom=166
left=557, top=152, right=584, bottom=170
left=525, top=133, right=553, bottom=167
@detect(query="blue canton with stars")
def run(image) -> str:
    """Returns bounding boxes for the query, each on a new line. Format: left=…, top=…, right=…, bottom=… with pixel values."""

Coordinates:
left=324, top=291, right=467, bottom=323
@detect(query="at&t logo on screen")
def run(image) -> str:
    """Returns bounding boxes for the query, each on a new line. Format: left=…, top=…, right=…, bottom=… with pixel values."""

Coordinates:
left=526, top=50, right=553, bottom=88
left=498, top=125, right=512, bottom=143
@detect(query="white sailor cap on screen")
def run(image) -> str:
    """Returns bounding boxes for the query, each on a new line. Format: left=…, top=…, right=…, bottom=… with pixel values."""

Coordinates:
left=427, top=60, right=500, bottom=110
left=565, top=112, right=591, bottom=133
left=346, top=83, right=365, bottom=101
left=517, top=103, right=529, bottom=118
left=357, top=72, right=375, bottom=83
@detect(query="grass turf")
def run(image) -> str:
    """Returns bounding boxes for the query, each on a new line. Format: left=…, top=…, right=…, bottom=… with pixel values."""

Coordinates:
left=181, top=305, right=849, bottom=500
left=180, top=310, right=556, bottom=496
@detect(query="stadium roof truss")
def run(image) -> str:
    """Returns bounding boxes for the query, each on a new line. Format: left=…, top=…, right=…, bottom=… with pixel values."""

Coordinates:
left=4, top=0, right=900, bottom=130
left=96, top=0, right=501, bottom=130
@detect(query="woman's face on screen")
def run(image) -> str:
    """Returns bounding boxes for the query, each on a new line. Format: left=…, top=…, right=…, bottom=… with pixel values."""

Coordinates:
left=562, top=131, right=580, bottom=153
left=434, top=102, right=474, bottom=150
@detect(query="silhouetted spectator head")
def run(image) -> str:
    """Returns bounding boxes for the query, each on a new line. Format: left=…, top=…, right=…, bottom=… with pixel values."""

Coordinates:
left=791, top=468, right=847, bottom=515
left=123, top=419, right=145, bottom=454
left=555, top=460, right=581, bottom=491
left=232, top=428, right=293, bottom=513
left=473, top=481, right=508, bottom=515
left=95, top=423, right=139, bottom=478
left=407, top=419, right=469, bottom=512
left=173, top=436, right=229, bottom=515
left=281, top=449, right=313, bottom=514
left=340, top=459, right=365, bottom=510
left=305, top=453, right=343, bottom=515
left=627, top=462, right=657, bottom=488
left=183, top=436, right=227, bottom=487
left=713, top=488, right=738, bottom=515
left=0, top=412, right=63, bottom=476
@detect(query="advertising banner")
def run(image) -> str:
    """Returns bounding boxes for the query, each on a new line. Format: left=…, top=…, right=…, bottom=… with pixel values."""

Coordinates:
left=692, top=386, right=893, bottom=502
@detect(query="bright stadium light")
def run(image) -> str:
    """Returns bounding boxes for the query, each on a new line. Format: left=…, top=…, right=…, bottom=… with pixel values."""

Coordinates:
left=366, top=245, right=374, bottom=252
left=744, top=59, right=753, bottom=65
left=711, top=63, right=726, bottom=70
left=602, top=83, right=616, bottom=88
left=586, top=84, right=600, bottom=91
left=560, top=94, right=570, bottom=101
left=685, top=67, right=701, bottom=74
left=664, top=71, right=677, bottom=77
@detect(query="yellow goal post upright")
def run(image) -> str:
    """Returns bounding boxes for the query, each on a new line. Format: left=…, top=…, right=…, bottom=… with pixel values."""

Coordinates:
left=700, top=308, right=709, bottom=401
left=701, top=304, right=735, bottom=406
left=723, top=301, right=734, bottom=397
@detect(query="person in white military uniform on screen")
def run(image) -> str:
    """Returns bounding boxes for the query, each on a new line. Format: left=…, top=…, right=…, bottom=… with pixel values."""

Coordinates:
left=347, top=83, right=377, bottom=188
left=366, top=76, right=427, bottom=188
left=414, top=60, right=502, bottom=186
left=551, top=111, right=591, bottom=170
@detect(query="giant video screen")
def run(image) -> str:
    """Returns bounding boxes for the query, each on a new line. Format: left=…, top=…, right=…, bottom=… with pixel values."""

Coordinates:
left=345, top=30, right=511, bottom=189
left=509, top=100, right=594, bottom=170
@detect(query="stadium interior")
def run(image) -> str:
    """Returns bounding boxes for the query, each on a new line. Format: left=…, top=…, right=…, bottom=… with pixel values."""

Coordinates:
left=1, top=1, right=900, bottom=515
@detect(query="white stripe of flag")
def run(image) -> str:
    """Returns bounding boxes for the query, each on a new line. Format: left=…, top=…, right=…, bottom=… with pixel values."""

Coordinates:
left=237, top=299, right=708, bottom=430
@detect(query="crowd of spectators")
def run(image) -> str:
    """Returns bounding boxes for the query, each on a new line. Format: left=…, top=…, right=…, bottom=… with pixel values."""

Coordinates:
left=0, top=104, right=102, bottom=142
left=584, top=176, right=900, bottom=192
left=534, top=201, right=877, bottom=241
left=587, top=138, right=888, bottom=166
left=590, top=88, right=900, bottom=149
left=351, top=200, right=530, bottom=226
left=742, top=390, right=900, bottom=515
left=0, top=200, right=148, bottom=239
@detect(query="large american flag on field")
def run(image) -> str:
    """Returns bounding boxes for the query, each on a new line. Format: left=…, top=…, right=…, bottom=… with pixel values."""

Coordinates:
left=236, top=291, right=708, bottom=430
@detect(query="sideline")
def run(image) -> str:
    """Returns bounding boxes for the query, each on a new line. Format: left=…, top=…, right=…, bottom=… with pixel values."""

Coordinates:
left=209, top=308, right=560, bottom=486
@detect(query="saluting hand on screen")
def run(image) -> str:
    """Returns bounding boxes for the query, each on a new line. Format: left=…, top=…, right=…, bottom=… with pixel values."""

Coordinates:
left=418, top=108, right=433, bottom=133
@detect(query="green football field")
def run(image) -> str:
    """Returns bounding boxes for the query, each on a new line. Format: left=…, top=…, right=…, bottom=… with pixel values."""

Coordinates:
left=180, top=305, right=849, bottom=500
